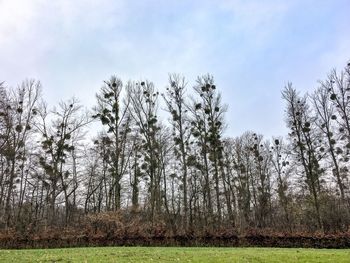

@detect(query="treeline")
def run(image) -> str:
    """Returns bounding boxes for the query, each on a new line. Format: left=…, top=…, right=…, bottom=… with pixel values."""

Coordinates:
left=0, top=62, right=350, bottom=237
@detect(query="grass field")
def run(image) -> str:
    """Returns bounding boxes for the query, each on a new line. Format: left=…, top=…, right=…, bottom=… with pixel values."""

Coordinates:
left=0, top=247, right=349, bottom=262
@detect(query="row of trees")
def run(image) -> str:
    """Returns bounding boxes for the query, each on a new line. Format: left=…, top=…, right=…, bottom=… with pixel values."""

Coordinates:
left=0, top=62, right=349, bottom=234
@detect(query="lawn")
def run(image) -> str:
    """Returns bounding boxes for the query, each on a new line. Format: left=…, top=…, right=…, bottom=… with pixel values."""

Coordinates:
left=0, top=247, right=349, bottom=262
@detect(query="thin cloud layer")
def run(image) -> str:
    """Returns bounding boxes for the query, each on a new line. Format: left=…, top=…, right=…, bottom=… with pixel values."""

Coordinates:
left=0, top=0, right=349, bottom=137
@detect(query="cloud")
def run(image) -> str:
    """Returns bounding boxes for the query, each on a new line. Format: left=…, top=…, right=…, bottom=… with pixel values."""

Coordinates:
left=217, top=0, right=295, bottom=48
left=0, top=0, right=40, bottom=46
left=0, top=0, right=128, bottom=101
left=0, top=0, right=349, bottom=138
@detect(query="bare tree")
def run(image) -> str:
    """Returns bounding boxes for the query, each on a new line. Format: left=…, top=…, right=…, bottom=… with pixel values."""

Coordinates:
left=0, top=80, right=41, bottom=228
left=36, top=98, right=90, bottom=225
left=93, top=76, right=132, bottom=211
left=127, top=80, right=161, bottom=221
left=270, top=137, right=293, bottom=230
left=162, top=74, right=191, bottom=229
left=282, top=85, right=324, bottom=230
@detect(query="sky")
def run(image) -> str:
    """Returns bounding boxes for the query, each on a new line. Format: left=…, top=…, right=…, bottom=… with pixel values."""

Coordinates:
left=1, top=0, right=349, bottom=138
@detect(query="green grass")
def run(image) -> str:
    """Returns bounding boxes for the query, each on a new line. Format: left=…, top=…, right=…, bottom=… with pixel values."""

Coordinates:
left=0, top=247, right=349, bottom=262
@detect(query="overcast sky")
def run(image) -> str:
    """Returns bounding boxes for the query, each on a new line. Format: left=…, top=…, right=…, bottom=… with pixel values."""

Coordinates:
left=1, top=0, right=349, bottom=138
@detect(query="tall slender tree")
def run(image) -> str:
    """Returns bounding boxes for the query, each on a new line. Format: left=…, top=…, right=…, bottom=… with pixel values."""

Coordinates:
left=93, top=76, right=132, bottom=211
left=162, top=74, right=191, bottom=229
left=282, top=85, right=324, bottom=230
